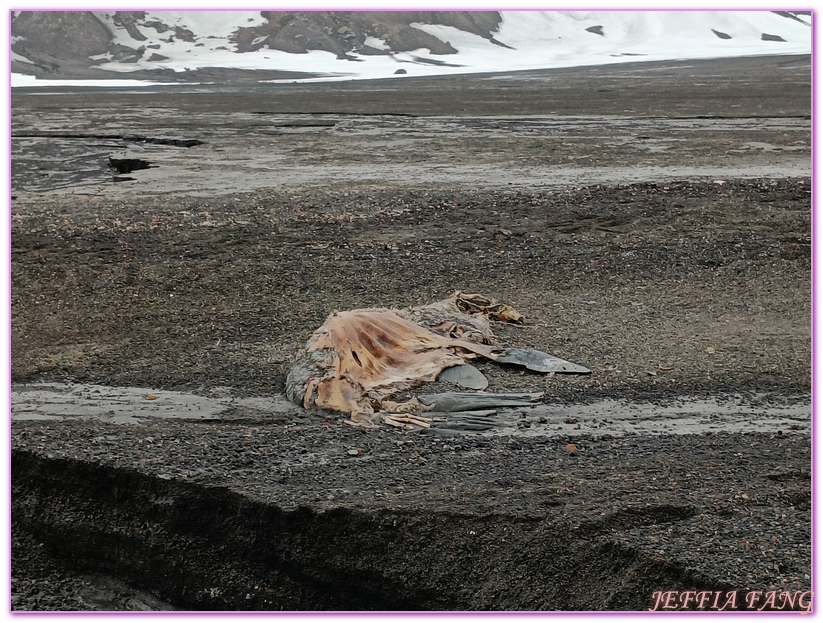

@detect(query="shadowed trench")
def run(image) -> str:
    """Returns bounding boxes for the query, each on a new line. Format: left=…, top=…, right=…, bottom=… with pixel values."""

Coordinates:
left=13, top=450, right=723, bottom=611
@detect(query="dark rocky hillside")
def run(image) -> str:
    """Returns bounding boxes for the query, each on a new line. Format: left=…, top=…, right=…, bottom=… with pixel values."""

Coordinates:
left=11, top=10, right=503, bottom=79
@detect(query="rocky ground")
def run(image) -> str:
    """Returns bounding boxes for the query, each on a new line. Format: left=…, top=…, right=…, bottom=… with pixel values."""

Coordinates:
left=10, top=55, right=812, bottom=611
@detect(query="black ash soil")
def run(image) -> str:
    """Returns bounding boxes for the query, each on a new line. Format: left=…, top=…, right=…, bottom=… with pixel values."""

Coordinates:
left=11, top=179, right=811, bottom=402
left=12, top=427, right=811, bottom=611
left=10, top=55, right=811, bottom=611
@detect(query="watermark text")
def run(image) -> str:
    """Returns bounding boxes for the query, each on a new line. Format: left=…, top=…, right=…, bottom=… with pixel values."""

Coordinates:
left=649, top=590, right=812, bottom=613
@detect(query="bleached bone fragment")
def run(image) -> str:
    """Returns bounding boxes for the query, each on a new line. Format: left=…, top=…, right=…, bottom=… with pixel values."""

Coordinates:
left=497, top=347, right=592, bottom=374
left=416, top=392, right=544, bottom=413
left=436, top=363, right=489, bottom=390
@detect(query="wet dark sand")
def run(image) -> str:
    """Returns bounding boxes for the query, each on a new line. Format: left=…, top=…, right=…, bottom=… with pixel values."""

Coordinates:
left=10, top=55, right=811, bottom=611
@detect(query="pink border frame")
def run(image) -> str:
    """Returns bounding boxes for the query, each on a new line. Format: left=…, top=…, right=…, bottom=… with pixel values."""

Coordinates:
left=5, top=7, right=816, bottom=617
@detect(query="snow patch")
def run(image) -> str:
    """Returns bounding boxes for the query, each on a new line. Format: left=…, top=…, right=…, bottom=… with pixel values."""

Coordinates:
left=12, top=11, right=811, bottom=87
left=11, top=73, right=172, bottom=88
left=363, top=36, right=390, bottom=51
left=11, top=51, right=35, bottom=66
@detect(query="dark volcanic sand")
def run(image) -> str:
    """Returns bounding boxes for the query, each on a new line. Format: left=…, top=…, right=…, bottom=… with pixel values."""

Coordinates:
left=10, top=55, right=812, bottom=611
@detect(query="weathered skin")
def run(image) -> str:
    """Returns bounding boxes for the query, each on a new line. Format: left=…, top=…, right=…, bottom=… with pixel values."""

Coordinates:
left=286, top=301, right=502, bottom=424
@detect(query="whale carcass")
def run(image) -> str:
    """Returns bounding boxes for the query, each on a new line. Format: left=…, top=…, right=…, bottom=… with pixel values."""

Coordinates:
left=285, top=292, right=589, bottom=427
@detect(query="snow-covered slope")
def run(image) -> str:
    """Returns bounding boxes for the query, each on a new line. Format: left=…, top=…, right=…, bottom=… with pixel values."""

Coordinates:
left=11, top=10, right=811, bottom=87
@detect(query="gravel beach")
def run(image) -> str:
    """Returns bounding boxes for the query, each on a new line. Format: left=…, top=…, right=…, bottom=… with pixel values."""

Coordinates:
left=10, top=54, right=812, bottom=611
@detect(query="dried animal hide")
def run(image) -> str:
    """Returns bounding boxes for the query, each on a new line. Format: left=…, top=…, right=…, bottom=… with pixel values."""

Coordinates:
left=398, top=290, right=524, bottom=342
left=285, top=292, right=521, bottom=425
